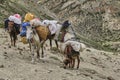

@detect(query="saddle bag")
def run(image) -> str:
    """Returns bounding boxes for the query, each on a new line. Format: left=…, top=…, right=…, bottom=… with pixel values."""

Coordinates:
left=21, top=37, right=28, bottom=44
left=36, top=26, right=49, bottom=40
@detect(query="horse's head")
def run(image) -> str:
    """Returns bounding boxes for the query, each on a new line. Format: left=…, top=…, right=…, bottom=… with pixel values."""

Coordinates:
left=26, top=26, right=38, bottom=42
left=26, top=27, right=34, bottom=40
left=57, top=20, right=74, bottom=42
left=59, top=31, right=75, bottom=43
left=8, top=21, right=14, bottom=32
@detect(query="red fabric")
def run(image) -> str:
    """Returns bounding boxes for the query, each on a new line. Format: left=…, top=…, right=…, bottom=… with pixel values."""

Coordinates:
left=13, top=14, right=21, bottom=19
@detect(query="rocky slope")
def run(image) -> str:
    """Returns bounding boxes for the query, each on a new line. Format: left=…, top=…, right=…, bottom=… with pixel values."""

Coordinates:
left=0, top=28, right=120, bottom=80
left=0, top=1, right=120, bottom=80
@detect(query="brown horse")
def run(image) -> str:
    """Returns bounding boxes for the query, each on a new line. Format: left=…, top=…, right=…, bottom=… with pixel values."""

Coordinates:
left=33, top=25, right=59, bottom=57
left=26, top=25, right=60, bottom=63
left=8, top=21, right=18, bottom=46
left=63, top=45, right=80, bottom=69
left=59, top=32, right=86, bottom=69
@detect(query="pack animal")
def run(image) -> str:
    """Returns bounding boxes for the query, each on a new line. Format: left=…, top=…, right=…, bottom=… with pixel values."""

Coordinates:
left=28, top=19, right=63, bottom=58
left=59, top=33, right=86, bottom=69
left=8, top=21, right=18, bottom=46
left=26, top=27, right=41, bottom=63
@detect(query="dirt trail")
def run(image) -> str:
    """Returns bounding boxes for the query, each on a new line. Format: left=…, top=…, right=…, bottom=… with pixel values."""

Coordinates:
left=0, top=28, right=120, bottom=80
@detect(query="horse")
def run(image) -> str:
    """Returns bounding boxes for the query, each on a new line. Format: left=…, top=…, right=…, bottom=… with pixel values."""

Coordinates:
left=26, top=20, right=65, bottom=63
left=29, top=19, right=63, bottom=55
left=41, top=20, right=62, bottom=49
left=59, top=32, right=86, bottom=69
left=26, top=24, right=60, bottom=57
left=26, top=26, right=41, bottom=63
left=8, top=21, right=18, bottom=46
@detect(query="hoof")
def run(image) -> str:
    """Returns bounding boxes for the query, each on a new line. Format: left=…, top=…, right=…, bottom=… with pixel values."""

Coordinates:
left=41, top=55, right=44, bottom=58
left=31, top=59, right=35, bottom=64
left=36, top=58, right=40, bottom=62
left=63, top=66, right=66, bottom=69
left=77, top=67, right=79, bottom=69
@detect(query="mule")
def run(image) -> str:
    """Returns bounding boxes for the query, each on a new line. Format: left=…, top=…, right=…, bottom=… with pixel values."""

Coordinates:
left=26, top=18, right=61, bottom=62
left=27, top=24, right=60, bottom=58
left=59, top=32, right=86, bottom=69
left=8, top=21, right=18, bottom=46
left=26, top=21, right=67, bottom=62
left=26, top=26, right=41, bottom=63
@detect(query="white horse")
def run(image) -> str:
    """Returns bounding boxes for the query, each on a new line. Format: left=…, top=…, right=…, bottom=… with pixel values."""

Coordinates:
left=26, top=26, right=41, bottom=63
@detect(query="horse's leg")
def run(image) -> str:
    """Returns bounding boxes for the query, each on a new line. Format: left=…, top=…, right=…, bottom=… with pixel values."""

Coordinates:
left=72, top=59, right=75, bottom=68
left=10, top=36, right=12, bottom=46
left=77, top=56, right=80, bottom=69
left=37, top=43, right=40, bottom=59
left=69, top=59, right=72, bottom=68
left=49, top=39, right=52, bottom=49
left=55, top=40, right=58, bottom=48
left=41, top=41, right=45, bottom=58
left=28, top=41, right=31, bottom=51
left=10, top=34, right=13, bottom=46
left=37, top=50, right=40, bottom=60
left=13, top=35, right=17, bottom=47
left=31, top=43, right=35, bottom=63
left=41, top=46, right=44, bottom=58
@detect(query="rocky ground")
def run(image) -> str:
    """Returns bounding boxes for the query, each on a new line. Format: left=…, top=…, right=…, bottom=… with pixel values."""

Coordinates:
left=0, top=28, right=120, bottom=80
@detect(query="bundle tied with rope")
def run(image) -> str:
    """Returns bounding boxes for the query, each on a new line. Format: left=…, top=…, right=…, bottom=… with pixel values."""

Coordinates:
left=24, top=12, right=35, bottom=22
left=21, top=37, right=28, bottom=44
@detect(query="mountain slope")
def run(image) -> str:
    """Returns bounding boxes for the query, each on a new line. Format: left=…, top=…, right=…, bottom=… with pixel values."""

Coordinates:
left=0, top=28, right=120, bottom=80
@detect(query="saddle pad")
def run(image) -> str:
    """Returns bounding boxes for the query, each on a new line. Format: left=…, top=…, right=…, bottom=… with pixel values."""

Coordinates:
left=36, top=26, right=49, bottom=40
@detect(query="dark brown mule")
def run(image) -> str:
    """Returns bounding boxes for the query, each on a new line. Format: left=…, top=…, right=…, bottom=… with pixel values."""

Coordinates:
left=63, top=45, right=80, bottom=69
left=8, top=21, right=18, bottom=46
left=34, top=25, right=58, bottom=58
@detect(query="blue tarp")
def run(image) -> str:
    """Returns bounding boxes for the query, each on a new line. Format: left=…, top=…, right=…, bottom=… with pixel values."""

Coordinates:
left=20, top=22, right=30, bottom=36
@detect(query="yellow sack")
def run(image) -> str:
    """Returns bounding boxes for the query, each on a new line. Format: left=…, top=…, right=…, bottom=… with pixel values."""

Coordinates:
left=36, top=26, right=49, bottom=40
left=21, top=37, right=28, bottom=44
left=24, top=12, right=35, bottom=22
